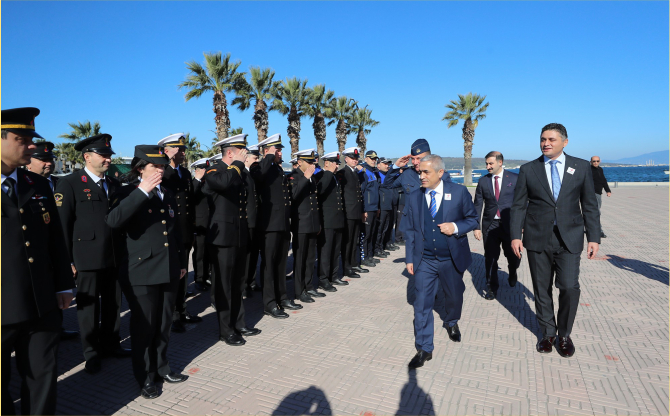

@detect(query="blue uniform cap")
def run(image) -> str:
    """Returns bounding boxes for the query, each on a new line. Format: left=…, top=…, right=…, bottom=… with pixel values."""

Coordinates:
left=411, top=139, right=430, bottom=156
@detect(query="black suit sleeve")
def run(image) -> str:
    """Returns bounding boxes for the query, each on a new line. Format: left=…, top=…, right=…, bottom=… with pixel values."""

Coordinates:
left=473, top=181, right=484, bottom=231
left=205, top=161, right=244, bottom=193
left=192, top=177, right=203, bottom=194
left=47, top=189, right=76, bottom=292
left=291, top=173, right=311, bottom=199
left=580, top=164, right=601, bottom=244
left=54, top=178, right=76, bottom=263
left=106, top=188, right=151, bottom=229
left=509, top=166, right=529, bottom=241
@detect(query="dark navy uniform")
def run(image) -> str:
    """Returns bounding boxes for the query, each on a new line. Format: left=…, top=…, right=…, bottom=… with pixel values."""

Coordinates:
left=375, top=162, right=400, bottom=253
left=360, top=156, right=380, bottom=263
left=191, top=158, right=211, bottom=290
left=338, top=153, right=364, bottom=276
left=244, top=154, right=261, bottom=294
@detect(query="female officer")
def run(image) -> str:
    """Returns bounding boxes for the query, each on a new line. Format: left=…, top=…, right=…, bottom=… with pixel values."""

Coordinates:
left=107, top=145, right=188, bottom=399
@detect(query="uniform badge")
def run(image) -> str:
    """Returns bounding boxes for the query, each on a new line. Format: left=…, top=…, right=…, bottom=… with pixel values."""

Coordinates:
left=567, top=167, right=576, bottom=175
left=148, top=209, right=152, bottom=213
left=24, top=175, right=33, bottom=184
left=81, top=175, right=88, bottom=183
left=444, top=193, right=452, bottom=200
left=168, top=205, right=175, bottom=217
left=54, top=193, right=63, bottom=207
left=83, top=188, right=90, bottom=193
left=43, top=212, right=51, bottom=224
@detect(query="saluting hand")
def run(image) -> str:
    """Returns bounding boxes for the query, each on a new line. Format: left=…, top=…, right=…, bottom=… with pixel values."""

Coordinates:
left=194, top=168, right=206, bottom=181
left=139, top=172, right=162, bottom=194
left=234, top=149, right=248, bottom=163
left=395, top=155, right=411, bottom=168
left=303, top=163, right=316, bottom=179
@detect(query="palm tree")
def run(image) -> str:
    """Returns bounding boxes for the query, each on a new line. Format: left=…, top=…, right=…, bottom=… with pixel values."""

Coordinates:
left=328, top=96, right=358, bottom=156
left=54, top=142, right=80, bottom=172
left=178, top=52, right=245, bottom=141
left=305, top=84, right=335, bottom=156
left=232, top=67, right=279, bottom=143
left=350, top=106, right=379, bottom=155
left=442, top=93, right=489, bottom=186
left=183, top=132, right=204, bottom=167
left=230, top=127, right=244, bottom=135
left=270, top=77, right=311, bottom=156
left=58, top=120, right=102, bottom=142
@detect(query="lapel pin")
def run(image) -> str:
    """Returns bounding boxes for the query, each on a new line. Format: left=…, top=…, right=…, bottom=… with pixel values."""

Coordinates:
left=567, top=167, right=576, bottom=175
left=444, top=193, right=452, bottom=200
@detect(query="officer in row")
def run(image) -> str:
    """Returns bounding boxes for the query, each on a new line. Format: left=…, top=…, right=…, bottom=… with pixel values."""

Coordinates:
left=55, top=134, right=130, bottom=375
left=360, top=150, right=381, bottom=267
left=375, top=157, right=401, bottom=256
left=190, top=157, right=211, bottom=291
left=338, top=147, right=368, bottom=278
left=244, top=145, right=262, bottom=296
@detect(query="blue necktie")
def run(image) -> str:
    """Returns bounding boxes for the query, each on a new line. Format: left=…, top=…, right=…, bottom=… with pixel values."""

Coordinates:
left=429, top=190, right=437, bottom=218
left=550, top=160, right=561, bottom=201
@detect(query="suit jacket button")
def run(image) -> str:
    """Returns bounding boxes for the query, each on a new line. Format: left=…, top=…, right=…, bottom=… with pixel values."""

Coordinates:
left=161, top=209, right=165, bottom=213
left=163, top=231, right=168, bottom=235
left=164, top=243, right=169, bottom=247
left=162, top=220, right=167, bottom=224
left=28, top=257, right=34, bottom=263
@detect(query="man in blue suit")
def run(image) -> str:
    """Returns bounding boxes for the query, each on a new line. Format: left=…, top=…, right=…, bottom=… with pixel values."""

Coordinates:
left=403, top=155, right=478, bottom=368
left=473, top=151, right=520, bottom=300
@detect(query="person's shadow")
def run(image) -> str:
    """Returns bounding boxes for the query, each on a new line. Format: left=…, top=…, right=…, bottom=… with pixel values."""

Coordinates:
left=606, top=255, right=669, bottom=285
left=271, top=385, right=332, bottom=415
left=395, top=368, right=435, bottom=415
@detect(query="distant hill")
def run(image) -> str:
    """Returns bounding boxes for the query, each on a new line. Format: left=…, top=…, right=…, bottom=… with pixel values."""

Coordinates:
left=604, top=150, right=669, bottom=165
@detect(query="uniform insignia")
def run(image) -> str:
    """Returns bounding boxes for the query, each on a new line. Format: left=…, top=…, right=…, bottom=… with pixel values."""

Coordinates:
left=87, top=193, right=92, bottom=199
left=43, top=212, right=51, bottom=224
left=83, top=189, right=91, bottom=193
left=54, top=193, right=63, bottom=207
left=81, top=175, right=88, bottom=182
left=148, top=209, right=152, bottom=213
left=24, top=175, right=33, bottom=184
left=31, top=195, right=47, bottom=200
left=168, top=205, right=175, bottom=217
left=207, top=169, right=216, bottom=174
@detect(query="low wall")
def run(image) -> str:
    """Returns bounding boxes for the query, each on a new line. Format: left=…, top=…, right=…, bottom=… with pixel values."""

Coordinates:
left=608, top=182, right=669, bottom=188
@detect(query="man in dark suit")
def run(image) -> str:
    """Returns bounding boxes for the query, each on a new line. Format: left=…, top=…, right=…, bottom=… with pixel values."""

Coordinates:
left=1, top=107, right=75, bottom=415
left=243, top=145, right=261, bottom=296
left=56, top=134, right=130, bottom=374
left=510, top=123, right=600, bottom=358
left=190, top=158, right=210, bottom=291
left=590, top=156, right=611, bottom=238
left=360, top=150, right=382, bottom=266
left=338, top=147, right=368, bottom=278
left=158, top=133, right=202, bottom=332
left=473, top=151, right=521, bottom=300
left=403, top=154, right=478, bottom=368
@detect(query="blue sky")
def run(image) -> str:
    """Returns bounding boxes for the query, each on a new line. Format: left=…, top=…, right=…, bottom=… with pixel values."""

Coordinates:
left=3, top=1, right=668, bottom=162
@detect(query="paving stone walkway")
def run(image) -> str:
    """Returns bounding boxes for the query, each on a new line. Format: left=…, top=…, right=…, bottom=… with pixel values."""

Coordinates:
left=8, top=187, right=669, bottom=415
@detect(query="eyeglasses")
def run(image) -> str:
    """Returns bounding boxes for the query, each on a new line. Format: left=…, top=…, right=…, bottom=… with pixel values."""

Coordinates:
left=591, top=160, right=600, bottom=163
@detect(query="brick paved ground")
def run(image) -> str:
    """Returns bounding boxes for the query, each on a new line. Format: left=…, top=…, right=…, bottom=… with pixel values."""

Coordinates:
left=8, top=187, right=669, bottom=415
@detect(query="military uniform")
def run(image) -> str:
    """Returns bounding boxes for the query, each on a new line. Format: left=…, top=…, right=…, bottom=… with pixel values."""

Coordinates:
left=361, top=151, right=381, bottom=265
left=55, top=134, right=127, bottom=371
left=244, top=145, right=261, bottom=294
left=190, top=158, right=211, bottom=291
left=1, top=108, right=74, bottom=415
left=338, top=147, right=364, bottom=277
left=375, top=158, right=400, bottom=254
left=107, top=145, right=188, bottom=397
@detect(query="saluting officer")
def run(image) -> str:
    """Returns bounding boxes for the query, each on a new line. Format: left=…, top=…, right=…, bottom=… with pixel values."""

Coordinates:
left=157, top=133, right=202, bottom=332
left=290, top=149, right=324, bottom=303
left=107, top=145, right=189, bottom=399
left=1, top=107, right=75, bottom=415
left=338, top=147, right=368, bottom=278
left=55, top=134, right=130, bottom=375
left=190, top=157, right=210, bottom=291
left=315, top=151, right=348, bottom=291
left=244, top=144, right=262, bottom=296
left=253, top=134, right=300, bottom=319
left=203, top=135, right=261, bottom=346
left=360, top=150, right=382, bottom=267
left=375, top=157, right=400, bottom=255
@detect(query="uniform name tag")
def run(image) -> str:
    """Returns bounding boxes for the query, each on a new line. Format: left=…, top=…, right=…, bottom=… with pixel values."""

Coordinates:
left=567, top=167, right=575, bottom=175
left=444, top=194, right=451, bottom=200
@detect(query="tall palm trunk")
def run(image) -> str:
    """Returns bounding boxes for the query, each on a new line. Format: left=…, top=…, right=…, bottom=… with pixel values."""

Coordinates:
left=254, top=100, right=269, bottom=142
left=336, top=119, right=348, bottom=158
left=313, top=112, right=326, bottom=156
left=355, top=131, right=367, bottom=156
left=287, top=107, right=301, bottom=156
left=213, top=91, right=230, bottom=140
left=462, top=119, right=475, bottom=186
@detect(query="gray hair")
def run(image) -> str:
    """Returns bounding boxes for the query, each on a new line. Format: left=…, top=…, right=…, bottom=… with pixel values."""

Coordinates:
left=421, top=154, right=445, bottom=171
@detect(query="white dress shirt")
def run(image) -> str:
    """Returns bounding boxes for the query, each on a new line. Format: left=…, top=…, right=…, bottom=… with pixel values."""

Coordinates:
left=491, top=169, right=504, bottom=219
left=543, top=152, right=565, bottom=194
left=138, top=178, right=164, bottom=200
left=424, top=180, right=458, bottom=235
left=84, top=166, right=108, bottom=196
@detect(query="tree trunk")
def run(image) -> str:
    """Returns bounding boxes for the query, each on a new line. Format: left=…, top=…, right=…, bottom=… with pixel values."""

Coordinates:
left=254, top=100, right=268, bottom=143
left=313, top=112, right=326, bottom=157
left=287, top=106, right=301, bottom=156
left=462, top=119, right=476, bottom=186
left=356, top=131, right=367, bottom=156
left=213, top=91, right=230, bottom=140
left=336, top=119, right=347, bottom=162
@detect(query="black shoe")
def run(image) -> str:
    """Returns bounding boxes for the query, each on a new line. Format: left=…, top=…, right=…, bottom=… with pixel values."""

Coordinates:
left=185, top=291, right=195, bottom=299
left=361, top=259, right=376, bottom=267
left=385, top=245, right=399, bottom=251
left=372, top=258, right=381, bottom=263
left=140, top=381, right=160, bottom=399
left=351, top=266, right=369, bottom=273
left=318, top=281, right=337, bottom=292
left=345, top=271, right=361, bottom=278
left=408, top=350, right=432, bottom=369
left=264, top=307, right=289, bottom=319
left=447, top=324, right=461, bottom=342
left=299, top=291, right=315, bottom=303
left=85, top=357, right=102, bottom=374
left=555, top=336, right=576, bottom=358
left=306, top=289, right=326, bottom=298
left=374, top=251, right=388, bottom=258
left=397, top=240, right=406, bottom=246
left=508, top=270, right=518, bottom=287
left=181, top=312, right=202, bottom=324
left=102, top=346, right=132, bottom=358
left=221, top=333, right=246, bottom=346
left=237, top=327, right=261, bottom=336
left=332, top=278, right=349, bottom=286
left=161, top=372, right=188, bottom=383
left=484, top=291, right=496, bottom=300
left=601, top=232, right=607, bottom=238
left=194, top=282, right=210, bottom=291
left=171, top=320, right=186, bottom=333
left=536, top=336, right=555, bottom=353
left=280, top=300, right=303, bottom=310
left=60, top=329, right=79, bottom=340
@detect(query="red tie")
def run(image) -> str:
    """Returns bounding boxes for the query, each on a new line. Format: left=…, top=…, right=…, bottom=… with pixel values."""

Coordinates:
left=494, top=175, right=501, bottom=217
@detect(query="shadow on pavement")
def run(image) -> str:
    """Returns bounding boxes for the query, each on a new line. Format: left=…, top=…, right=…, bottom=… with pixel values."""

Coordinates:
left=606, top=255, right=669, bottom=285
left=395, top=368, right=435, bottom=416
left=271, top=385, right=332, bottom=415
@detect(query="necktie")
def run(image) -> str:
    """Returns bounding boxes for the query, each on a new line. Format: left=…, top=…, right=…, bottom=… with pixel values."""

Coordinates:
left=429, top=190, right=437, bottom=218
left=549, top=160, right=561, bottom=201
left=4, top=177, right=17, bottom=205
left=494, top=175, right=501, bottom=217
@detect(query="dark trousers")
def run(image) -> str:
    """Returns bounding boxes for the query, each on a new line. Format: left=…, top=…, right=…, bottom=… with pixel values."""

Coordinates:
left=413, top=256, right=465, bottom=353
left=526, top=226, right=581, bottom=338
left=394, top=204, right=405, bottom=242
left=318, top=228, right=343, bottom=284
left=341, top=219, right=361, bottom=272
left=245, top=228, right=260, bottom=289
left=483, top=220, right=521, bottom=293
left=192, top=233, right=210, bottom=285
left=363, top=211, right=379, bottom=259
left=209, top=244, right=247, bottom=337
left=121, top=278, right=179, bottom=387
left=261, top=231, right=290, bottom=310
left=2, top=309, right=61, bottom=415
left=293, top=232, right=318, bottom=295
left=173, top=242, right=193, bottom=320
left=75, top=268, right=122, bottom=361
left=375, top=209, right=393, bottom=251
